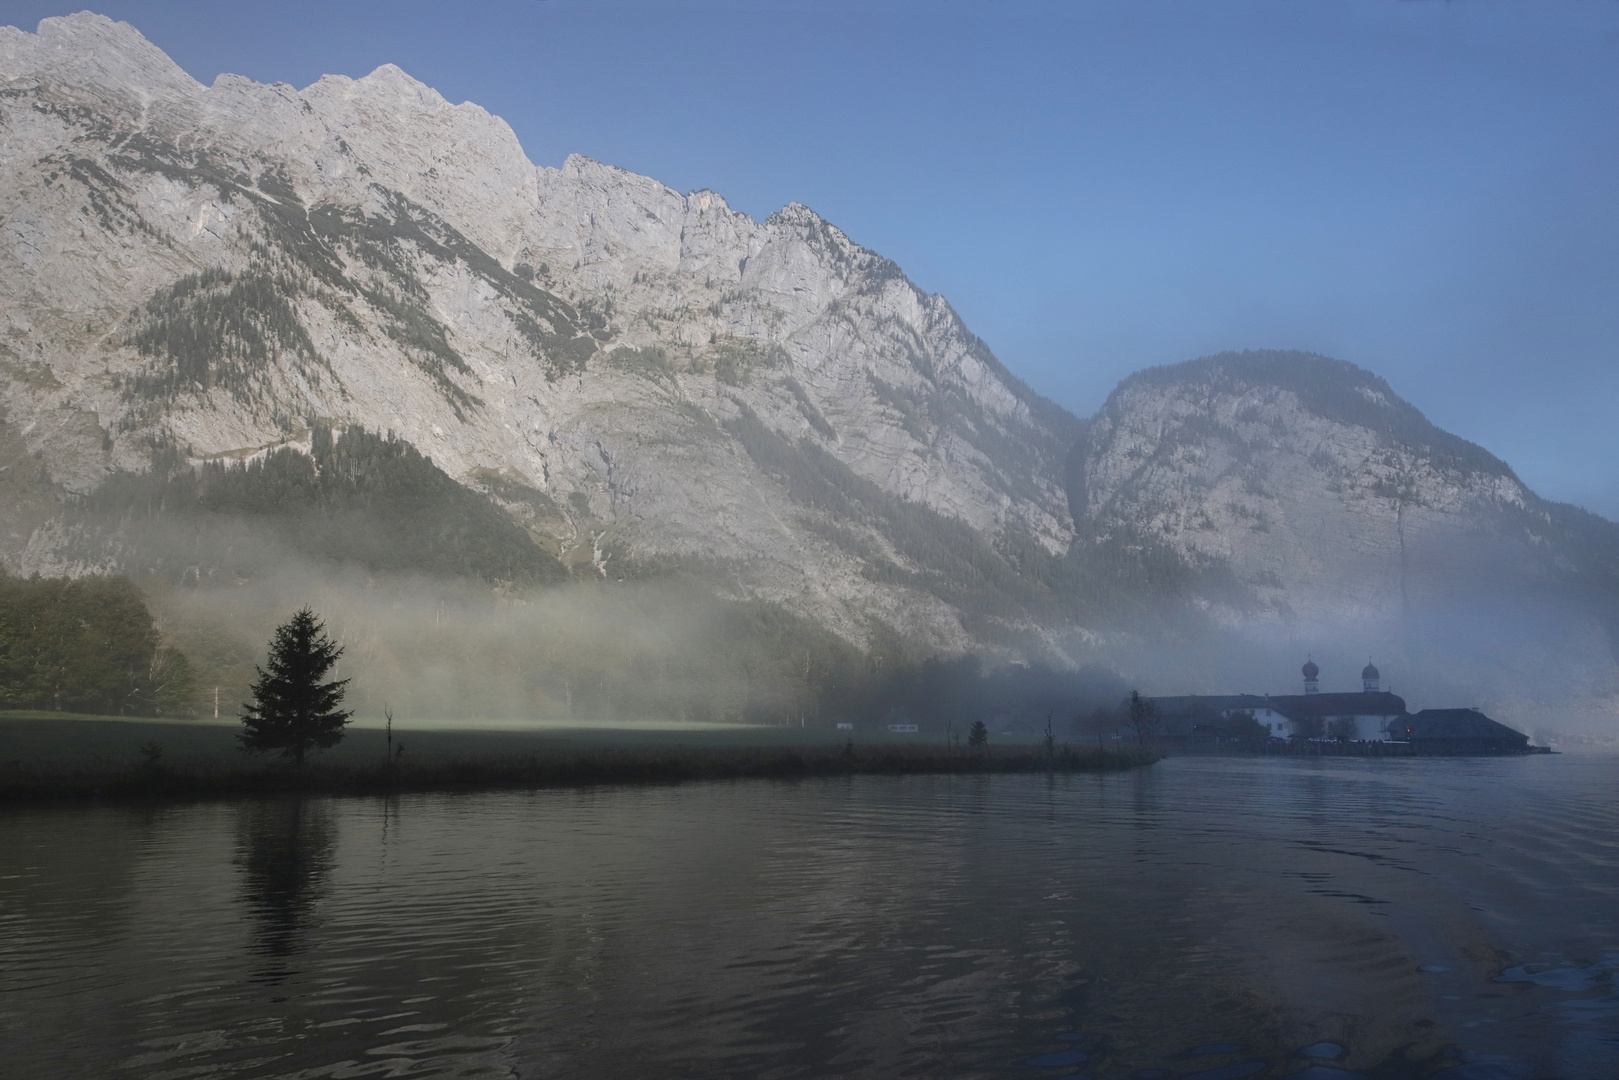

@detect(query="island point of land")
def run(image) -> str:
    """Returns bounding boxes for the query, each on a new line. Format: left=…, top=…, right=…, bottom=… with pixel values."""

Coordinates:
left=0, top=712, right=1159, bottom=804
left=1134, top=659, right=1547, bottom=755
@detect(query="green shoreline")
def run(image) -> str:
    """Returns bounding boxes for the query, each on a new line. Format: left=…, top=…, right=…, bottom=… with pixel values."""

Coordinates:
left=0, top=745, right=1160, bottom=803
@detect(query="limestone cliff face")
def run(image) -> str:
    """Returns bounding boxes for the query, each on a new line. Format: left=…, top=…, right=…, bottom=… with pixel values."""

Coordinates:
left=6, top=15, right=1618, bottom=720
left=1072, top=351, right=1619, bottom=715
left=0, top=13, right=1076, bottom=649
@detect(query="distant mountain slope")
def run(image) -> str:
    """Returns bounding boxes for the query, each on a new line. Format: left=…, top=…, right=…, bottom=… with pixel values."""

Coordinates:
left=3, top=15, right=1617, bottom=724
left=1070, top=350, right=1619, bottom=714
left=56, top=424, right=570, bottom=586
left=0, top=12, right=1077, bottom=651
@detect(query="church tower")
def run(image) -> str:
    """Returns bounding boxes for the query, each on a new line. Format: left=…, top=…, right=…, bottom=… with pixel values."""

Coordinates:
left=1303, top=658, right=1319, bottom=695
left=1362, top=661, right=1380, bottom=693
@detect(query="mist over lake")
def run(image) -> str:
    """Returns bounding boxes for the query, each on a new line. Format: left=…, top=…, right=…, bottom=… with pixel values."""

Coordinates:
left=5, top=6, right=1619, bottom=1079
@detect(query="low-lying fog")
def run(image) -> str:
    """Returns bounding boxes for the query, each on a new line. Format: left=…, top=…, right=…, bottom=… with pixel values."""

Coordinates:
left=138, top=556, right=1617, bottom=743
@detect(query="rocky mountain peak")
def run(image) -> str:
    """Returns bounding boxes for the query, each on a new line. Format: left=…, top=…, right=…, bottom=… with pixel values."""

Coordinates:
left=1075, top=349, right=1538, bottom=597
left=0, top=12, right=202, bottom=108
left=0, top=11, right=1079, bottom=655
left=1103, top=351, right=1518, bottom=485
left=5, top=14, right=1616, bottom=724
left=1073, top=349, right=1618, bottom=715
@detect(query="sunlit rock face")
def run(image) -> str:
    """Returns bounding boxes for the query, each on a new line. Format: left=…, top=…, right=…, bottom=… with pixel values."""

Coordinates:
left=1072, top=351, right=1619, bottom=717
left=4, top=15, right=1618, bottom=720
left=0, top=13, right=1077, bottom=649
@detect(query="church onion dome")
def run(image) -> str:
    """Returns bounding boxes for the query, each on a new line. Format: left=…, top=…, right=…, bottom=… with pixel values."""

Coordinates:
left=1362, top=662, right=1380, bottom=680
left=1302, top=659, right=1319, bottom=680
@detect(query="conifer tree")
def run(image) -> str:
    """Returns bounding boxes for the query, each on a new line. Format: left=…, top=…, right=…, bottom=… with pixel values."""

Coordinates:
left=0, top=572, right=185, bottom=715
left=240, top=608, right=352, bottom=764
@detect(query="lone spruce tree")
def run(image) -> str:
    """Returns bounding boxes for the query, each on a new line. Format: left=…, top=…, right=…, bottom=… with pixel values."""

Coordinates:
left=241, top=608, right=352, bottom=764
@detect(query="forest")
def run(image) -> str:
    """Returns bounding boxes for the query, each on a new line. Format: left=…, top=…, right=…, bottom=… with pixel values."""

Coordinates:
left=0, top=573, right=195, bottom=716
left=68, top=424, right=569, bottom=586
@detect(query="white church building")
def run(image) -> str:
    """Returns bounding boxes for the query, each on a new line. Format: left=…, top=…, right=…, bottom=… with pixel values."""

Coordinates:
left=1146, top=660, right=1408, bottom=742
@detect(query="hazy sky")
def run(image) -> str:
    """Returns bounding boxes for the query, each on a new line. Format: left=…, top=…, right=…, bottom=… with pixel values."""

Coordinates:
left=11, top=1, right=1619, bottom=517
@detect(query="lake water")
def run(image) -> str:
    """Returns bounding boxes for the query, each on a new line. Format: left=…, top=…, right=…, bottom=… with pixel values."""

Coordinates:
left=2, top=754, right=1616, bottom=1079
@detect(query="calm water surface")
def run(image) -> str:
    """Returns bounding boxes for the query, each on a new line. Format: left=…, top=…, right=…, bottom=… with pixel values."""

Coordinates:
left=2, top=754, right=1616, bottom=1079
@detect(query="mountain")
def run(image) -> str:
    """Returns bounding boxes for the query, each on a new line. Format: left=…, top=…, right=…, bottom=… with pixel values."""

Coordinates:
left=0, top=12, right=1078, bottom=654
left=1070, top=350, right=1619, bottom=716
left=2, top=14, right=1617, bottom=725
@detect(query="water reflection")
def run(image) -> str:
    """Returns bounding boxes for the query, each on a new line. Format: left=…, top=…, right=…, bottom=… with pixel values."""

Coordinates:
left=0, top=805, right=166, bottom=950
left=235, top=798, right=334, bottom=975
left=0, top=756, right=1614, bottom=1079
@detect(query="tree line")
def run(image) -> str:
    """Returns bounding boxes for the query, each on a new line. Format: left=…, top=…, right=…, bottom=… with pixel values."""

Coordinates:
left=0, top=573, right=195, bottom=716
left=70, top=424, right=568, bottom=586
left=0, top=566, right=1133, bottom=735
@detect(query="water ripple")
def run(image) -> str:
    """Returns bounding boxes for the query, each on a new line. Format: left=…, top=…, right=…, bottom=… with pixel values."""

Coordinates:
left=0, top=756, right=1615, bottom=1078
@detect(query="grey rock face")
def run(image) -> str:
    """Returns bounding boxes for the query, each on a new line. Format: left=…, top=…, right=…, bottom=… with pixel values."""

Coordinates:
left=1073, top=351, right=1619, bottom=716
left=5, top=15, right=1617, bottom=724
left=0, top=13, right=1076, bottom=650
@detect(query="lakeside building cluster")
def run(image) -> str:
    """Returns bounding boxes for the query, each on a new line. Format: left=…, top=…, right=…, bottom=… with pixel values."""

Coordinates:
left=1145, top=661, right=1532, bottom=753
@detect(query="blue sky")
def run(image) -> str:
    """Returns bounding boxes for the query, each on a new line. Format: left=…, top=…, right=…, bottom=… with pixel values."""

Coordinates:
left=11, top=1, right=1619, bottom=516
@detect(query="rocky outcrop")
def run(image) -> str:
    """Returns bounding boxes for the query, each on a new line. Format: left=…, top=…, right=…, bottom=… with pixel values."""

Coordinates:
left=4, top=15, right=1617, bottom=722
left=1071, top=351, right=1619, bottom=715
left=0, top=13, right=1076, bottom=651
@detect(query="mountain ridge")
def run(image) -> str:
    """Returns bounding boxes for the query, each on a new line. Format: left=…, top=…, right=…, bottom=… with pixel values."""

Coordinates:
left=4, top=13, right=1618, bottom=725
left=1, top=11, right=1078, bottom=657
left=1072, top=349, right=1619, bottom=717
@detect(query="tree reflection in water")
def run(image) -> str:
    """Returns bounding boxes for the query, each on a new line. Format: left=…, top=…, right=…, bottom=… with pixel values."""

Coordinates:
left=235, top=798, right=335, bottom=980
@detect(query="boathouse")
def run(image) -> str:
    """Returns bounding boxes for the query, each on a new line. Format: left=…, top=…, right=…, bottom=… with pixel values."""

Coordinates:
left=1396, top=709, right=1530, bottom=754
